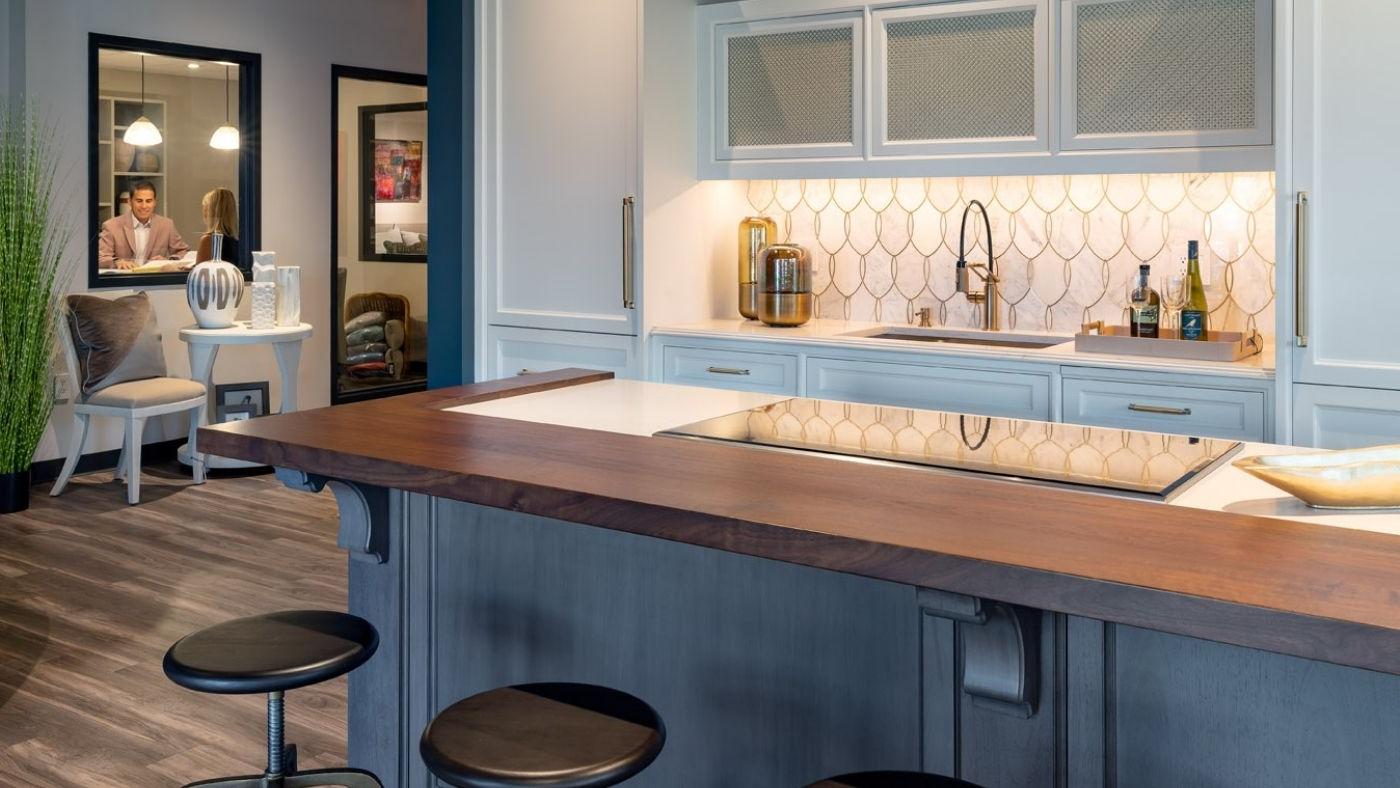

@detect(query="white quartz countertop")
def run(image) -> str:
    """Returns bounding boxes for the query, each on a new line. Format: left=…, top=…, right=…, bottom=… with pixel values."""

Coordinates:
left=448, top=379, right=1398, bottom=537
left=652, top=319, right=1275, bottom=379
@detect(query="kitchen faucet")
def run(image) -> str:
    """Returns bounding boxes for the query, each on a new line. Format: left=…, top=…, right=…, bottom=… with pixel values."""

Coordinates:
left=955, top=199, right=1000, bottom=331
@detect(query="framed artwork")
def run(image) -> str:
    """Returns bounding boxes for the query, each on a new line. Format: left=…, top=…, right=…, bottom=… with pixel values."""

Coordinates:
left=216, top=403, right=257, bottom=423
left=214, top=381, right=270, bottom=417
left=373, top=139, right=422, bottom=202
left=358, top=101, right=428, bottom=263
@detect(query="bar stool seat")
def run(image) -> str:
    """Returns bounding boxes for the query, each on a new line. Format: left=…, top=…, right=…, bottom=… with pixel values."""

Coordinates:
left=164, top=611, right=382, bottom=788
left=420, top=682, right=665, bottom=788
left=808, top=772, right=985, bottom=788
left=164, top=610, right=378, bottom=694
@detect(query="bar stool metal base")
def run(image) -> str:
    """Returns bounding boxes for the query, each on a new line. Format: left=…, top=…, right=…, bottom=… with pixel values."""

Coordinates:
left=179, top=690, right=382, bottom=788
left=182, top=768, right=382, bottom=788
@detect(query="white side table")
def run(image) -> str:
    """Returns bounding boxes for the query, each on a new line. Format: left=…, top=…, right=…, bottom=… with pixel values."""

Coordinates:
left=178, top=321, right=314, bottom=470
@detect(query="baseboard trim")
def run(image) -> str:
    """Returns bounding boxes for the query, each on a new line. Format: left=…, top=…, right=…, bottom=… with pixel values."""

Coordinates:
left=30, top=438, right=185, bottom=485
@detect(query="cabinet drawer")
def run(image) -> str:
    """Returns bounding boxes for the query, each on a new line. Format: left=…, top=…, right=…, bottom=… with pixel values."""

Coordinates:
left=806, top=357, right=1051, bottom=420
left=1063, top=378, right=1265, bottom=441
left=488, top=326, right=637, bottom=381
left=662, top=346, right=799, bottom=395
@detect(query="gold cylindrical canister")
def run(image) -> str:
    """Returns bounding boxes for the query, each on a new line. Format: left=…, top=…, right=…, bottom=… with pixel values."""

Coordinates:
left=757, top=244, right=813, bottom=327
left=738, top=216, right=778, bottom=320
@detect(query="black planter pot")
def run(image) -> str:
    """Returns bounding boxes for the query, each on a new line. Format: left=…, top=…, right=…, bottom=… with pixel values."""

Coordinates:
left=0, top=468, right=31, bottom=514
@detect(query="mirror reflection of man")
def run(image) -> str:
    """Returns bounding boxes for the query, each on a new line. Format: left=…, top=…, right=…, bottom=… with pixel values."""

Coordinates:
left=98, top=181, right=190, bottom=270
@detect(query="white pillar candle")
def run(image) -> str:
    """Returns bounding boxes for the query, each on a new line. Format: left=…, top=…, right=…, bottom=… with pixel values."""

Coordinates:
left=276, top=266, right=302, bottom=327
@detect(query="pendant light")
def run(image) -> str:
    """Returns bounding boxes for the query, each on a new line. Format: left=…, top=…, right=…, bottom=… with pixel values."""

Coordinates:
left=209, top=64, right=240, bottom=150
left=122, top=54, right=163, bottom=147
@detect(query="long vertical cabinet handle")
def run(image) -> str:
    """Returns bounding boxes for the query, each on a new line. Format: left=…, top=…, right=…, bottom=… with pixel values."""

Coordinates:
left=622, top=196, right=637, bottom=309
left=1294, top=191, right=1309, bottom=348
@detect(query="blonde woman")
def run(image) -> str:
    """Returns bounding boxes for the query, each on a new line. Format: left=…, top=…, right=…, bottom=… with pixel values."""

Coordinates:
left=195, top=187, right=240, bottom=264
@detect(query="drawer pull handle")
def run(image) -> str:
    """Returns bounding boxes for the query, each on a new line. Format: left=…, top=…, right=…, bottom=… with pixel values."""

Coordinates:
left=706, top=366, right=751, bottom=376
left=1128, top=403, right=1192, bottom=416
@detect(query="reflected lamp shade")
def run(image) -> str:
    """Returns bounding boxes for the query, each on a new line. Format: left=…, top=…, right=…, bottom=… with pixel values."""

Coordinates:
left=209, top=124, right=240, bottom=150
left=123, top=116, right=163, bottom=147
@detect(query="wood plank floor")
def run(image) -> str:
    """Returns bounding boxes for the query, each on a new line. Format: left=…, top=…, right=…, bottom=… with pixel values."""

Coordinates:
left=0, top=464, right=347, bottom=787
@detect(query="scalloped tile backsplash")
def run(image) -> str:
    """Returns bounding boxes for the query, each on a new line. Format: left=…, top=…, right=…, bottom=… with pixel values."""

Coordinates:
left=743, top=172, right=1275, bottom=334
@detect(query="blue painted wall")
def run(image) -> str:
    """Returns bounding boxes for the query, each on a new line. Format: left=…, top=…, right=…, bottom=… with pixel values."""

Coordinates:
left=426, top=0, right=470, bottom=386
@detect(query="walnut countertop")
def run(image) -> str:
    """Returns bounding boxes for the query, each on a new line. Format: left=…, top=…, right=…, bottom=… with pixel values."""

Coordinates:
left=200, top=369, right=1400, bottom=675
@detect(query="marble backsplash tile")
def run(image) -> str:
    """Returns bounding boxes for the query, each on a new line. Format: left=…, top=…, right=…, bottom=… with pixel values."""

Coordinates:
left=743, top=172, right=1275, bottom=334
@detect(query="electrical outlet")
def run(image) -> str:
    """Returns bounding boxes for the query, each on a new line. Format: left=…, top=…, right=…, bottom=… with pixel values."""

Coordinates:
left=53, top=372, right=72, bottom=404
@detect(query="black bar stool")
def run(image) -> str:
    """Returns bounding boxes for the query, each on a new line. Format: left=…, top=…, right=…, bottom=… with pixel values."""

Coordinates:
left=807, top=772, right=985, bottom=787
left=163, top=610, right=382, bottom=787
left=420, top=682, right=666, bottom=787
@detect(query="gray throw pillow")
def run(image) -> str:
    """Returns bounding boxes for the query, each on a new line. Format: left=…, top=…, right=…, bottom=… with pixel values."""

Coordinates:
left=66, top=292, right=168, bottom=396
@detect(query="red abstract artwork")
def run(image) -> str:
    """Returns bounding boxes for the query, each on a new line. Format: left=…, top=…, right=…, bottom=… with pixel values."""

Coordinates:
left=373, top=139, right=422, bottom=202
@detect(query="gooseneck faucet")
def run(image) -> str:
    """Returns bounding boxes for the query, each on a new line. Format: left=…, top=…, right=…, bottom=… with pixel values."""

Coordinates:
left=955, top=200, right=1000, bottom=331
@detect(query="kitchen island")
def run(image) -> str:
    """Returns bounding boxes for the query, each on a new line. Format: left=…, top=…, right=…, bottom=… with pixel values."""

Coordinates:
left=200, top=370, right=1400, bottom=788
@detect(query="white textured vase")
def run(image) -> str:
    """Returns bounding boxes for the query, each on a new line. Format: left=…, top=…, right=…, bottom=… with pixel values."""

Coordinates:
left=250, top=282, right=277, bottom=329
left=252, top=251, right=277, bottom=283
left=275, top=266, right=301, bottom=327
left=186, top=259, right=244, bottom=329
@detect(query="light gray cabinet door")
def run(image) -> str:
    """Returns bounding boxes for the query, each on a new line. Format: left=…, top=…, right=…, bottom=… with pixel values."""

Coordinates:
left=872, top=0, right=1049, bottom=156
left=487, top=326, right=636, bottom=381
left=806, top=356, right=1052, bottom=420
left=479, top=0, right=639, bottom=335
left=707, top=12, right=864, bottom=162
left=1292, top=383, right=1400, bottom=449
left=1060, top=0, right=1272, bottom=150
left=1291, top=0, right=1400, bottom=390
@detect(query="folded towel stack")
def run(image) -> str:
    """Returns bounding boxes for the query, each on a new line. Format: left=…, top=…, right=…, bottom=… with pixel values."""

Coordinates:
left=343, top=310, right=406, bottom=379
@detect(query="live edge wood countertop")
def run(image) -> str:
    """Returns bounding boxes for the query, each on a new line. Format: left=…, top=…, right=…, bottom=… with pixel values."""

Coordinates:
left=201, top=369, right=1400, bottom=676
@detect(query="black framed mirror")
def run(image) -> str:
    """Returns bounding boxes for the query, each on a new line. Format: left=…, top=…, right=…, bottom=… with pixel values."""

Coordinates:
left=87, top=33, right=261, bottom=288
left=332, top=66, right=429, bottom=405
left=359, top=102, right=428, bottom=263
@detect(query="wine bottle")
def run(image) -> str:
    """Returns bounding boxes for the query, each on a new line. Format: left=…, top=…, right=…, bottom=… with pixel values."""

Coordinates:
left=1129, top=264, right=1161, bottom=338
left=1179, top=241, right=1209, bottom=341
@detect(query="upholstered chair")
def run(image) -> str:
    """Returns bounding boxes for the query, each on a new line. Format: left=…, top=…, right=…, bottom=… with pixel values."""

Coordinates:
left=50, top=293, right=207, bottom=505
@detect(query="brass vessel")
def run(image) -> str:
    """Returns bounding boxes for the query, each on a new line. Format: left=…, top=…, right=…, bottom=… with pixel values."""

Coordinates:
left=738, top=216, right=778, bottom=320
left=757, top=244, right=812, bottom=327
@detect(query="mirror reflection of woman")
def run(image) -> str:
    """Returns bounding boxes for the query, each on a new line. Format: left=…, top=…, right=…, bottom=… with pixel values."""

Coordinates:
left=196, top=187, right=240, bottom=263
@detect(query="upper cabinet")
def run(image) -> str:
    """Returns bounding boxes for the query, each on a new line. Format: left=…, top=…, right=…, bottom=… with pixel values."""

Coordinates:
left=698, top=0, right=1274, bottom=179
left=1060, top=0, right=1273, bottom=151
left=873, top=0, right=1049, bottom=157
left=713, top=13, right=865, bottom=161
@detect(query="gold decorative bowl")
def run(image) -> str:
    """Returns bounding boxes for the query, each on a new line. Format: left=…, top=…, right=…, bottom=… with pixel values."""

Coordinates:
left=1232, top=445, right=1400, bottom=509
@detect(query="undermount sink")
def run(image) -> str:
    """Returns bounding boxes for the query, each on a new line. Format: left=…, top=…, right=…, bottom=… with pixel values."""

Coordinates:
left=841, top=326, right=1072, bottom=350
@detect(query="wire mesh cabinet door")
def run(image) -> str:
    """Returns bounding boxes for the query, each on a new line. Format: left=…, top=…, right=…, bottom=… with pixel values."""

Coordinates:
left=706, top=12, right=865, bottom=163
left=872, top=0, right=1050, bottom=157
left=1060, top=0, right=1273, bottom=151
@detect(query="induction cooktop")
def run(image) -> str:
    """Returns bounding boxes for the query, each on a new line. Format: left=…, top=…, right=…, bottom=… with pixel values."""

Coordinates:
left=657, top=397, right=1241, bottom=501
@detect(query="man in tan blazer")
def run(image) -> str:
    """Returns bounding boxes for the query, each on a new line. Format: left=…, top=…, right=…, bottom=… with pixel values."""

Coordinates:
left=98, top=181, right=190, bottom=270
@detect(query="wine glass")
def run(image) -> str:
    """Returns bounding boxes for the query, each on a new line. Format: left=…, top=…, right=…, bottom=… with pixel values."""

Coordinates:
left=1160, top=274, right=1188, bottom=334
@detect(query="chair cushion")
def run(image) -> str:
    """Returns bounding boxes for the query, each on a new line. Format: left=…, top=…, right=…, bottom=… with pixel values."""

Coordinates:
left=86, top=377, right=205, bottom=408
left=66, top=292, right=167, bottom=396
